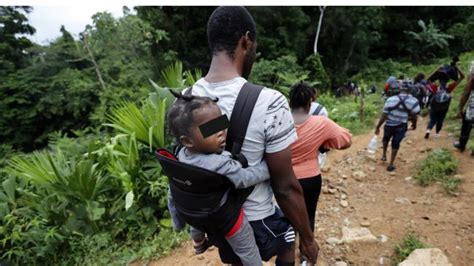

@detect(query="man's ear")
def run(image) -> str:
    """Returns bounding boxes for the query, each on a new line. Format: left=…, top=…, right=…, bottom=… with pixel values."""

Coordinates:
left=241, top=31, right=253, bottom=51
left=180, top=135, right=194, bottom=149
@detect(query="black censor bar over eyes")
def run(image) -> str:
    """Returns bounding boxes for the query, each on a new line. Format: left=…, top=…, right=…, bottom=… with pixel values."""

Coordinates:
left=199, top=114, right=230, bottom=138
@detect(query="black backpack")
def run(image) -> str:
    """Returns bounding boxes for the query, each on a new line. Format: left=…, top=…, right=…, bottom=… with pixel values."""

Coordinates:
left=156, top=82, right=263, bottom=236
left=429, top=64, right=459, bottom=83
left=410, top=84, right=424, bottom=99
left=431, top=85, right=452, bottom=112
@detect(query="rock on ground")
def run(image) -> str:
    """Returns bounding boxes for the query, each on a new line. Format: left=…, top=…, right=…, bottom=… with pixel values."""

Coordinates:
left=399, top=248, right=452, bottom=266
left=341, top=226, right=377, bottom=243
left=352, top=171, right=367, bottom=181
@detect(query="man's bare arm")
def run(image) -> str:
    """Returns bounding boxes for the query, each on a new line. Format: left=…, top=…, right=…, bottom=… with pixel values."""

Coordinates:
left=265, top=148, right=319, bottom=263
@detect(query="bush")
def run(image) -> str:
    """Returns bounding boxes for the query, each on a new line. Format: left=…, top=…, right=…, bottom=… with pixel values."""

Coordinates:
left=0, top=92, right=177, bottom=264
left=392, top=232, right=429, bottom=265
left=319, top=92, right=382, bottom=135
left=415, top=148, right=461, bottom=194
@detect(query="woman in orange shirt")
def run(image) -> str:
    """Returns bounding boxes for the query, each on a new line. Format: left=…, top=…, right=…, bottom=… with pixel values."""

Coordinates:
left=289, top=83, right=352, bottom=265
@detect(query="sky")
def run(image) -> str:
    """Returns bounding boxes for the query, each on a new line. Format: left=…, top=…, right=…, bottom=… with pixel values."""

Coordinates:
left=26, top=6, right=127, bottom=44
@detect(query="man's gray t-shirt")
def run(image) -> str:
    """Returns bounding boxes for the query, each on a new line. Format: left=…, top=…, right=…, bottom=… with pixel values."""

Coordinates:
left=383, top=93, right=420, bottom=126
left=185, top=77, right=298, bottom=221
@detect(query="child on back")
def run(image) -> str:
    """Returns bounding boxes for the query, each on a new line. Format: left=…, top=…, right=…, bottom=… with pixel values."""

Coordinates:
left=166, top=91, right=268, bottom=266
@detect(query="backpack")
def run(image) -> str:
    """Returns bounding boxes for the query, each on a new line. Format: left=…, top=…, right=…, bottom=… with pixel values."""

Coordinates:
left=465, top=89, right=474, bottom=123
left=431, top=85, right=452, bottom=112
left=429, top=64, right=459, bottom=83
left=156, top=82, right=263, bottom=236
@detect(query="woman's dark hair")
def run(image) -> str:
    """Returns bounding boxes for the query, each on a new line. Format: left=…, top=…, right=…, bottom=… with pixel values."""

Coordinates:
left=207, top=6, right=256, bottom=58
left=451, top=56, right=459, bottom=66
left=414, top=73, right=425, bottom=83
left=166, top=89, right=218, bottom=143
left=289, top=82, right=314, bottom=110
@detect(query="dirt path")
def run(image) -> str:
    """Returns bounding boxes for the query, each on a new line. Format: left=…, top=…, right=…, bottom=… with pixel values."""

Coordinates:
left=151, top=116, right=473, bottom=265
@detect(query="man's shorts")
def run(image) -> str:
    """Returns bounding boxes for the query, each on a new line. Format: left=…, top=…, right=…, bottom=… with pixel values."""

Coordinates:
left=209, top=207, right=295, bottom=263
left=383, top=123, right=407, bottom=150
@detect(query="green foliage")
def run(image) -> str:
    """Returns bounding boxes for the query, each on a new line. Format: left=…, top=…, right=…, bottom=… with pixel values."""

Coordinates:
left=415, top=148, right=461, bottom=194
left=304, top=54, right=331, bottom=92
left=1, top=91, right=176, bottom=264
left=65, top=229, right=188, bottom=265
left=318, top=7, right=384, bottom=83
left=0, top=27, right=99, bottom=151
left=251, top=55, right=310, bottom=96
left=249, top=7, right=312, bottom=60
left=446, top=14, right=474, bottom=53
left=85, top=12, right=170, bottom=124
left=0, top=144, right=17, bottom=170
left=405, top=20, right=454, bottom=62
left=105, top=97, right=167, bottom=151
left=392, top=232, right=429, bottom=265
left=161, top=61, right=184, bottom=88
left=0, top=6, right=36, bottom=76
left=318, top=93, right=381, bottom=135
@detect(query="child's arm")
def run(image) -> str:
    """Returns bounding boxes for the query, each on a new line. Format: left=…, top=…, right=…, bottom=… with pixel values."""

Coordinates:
left=216, top=157, right=270, bottom=189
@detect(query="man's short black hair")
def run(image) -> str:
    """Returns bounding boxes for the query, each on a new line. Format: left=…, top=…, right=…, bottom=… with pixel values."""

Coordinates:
left=207, top=6, right=256, bottom=58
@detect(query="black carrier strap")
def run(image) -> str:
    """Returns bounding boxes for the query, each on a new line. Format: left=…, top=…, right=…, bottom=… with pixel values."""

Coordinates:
left=226, top=82, right=264, bottom=167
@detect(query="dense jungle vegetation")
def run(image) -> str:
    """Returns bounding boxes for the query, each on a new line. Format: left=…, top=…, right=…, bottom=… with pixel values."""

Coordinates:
left=1, top=6, right=473, bottom=264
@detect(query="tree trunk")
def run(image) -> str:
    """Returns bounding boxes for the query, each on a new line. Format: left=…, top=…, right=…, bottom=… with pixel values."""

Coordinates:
left=314, top=6, right=326, bottom=55
left=83, top=34, right=106, bottom=91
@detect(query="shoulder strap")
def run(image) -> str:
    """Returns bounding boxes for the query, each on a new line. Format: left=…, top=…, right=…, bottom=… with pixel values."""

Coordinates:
left=312, top=104, right=324, bottom=116
left=184, top=86, right=193, bottom=95
left=388, top=95, right=411, bottom=113
left=225, top=82, right=263, bottom=167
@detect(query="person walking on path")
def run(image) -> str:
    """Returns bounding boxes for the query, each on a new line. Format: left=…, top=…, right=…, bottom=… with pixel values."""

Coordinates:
left=182, top=6, right=319, bottom=265
left=375, top=85, right=420, bottom=171
left=289, top=83, right=352, bottom=265
left=454, top=61, right=474, bottom=153
left=425, top=59, right=465, bottom=139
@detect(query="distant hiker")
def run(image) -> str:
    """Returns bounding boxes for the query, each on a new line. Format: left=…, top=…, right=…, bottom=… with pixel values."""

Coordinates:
left=425, top=57, right=465, bottom=139
left=173, top=6, right=319, bottom=265
left=375, top=85, right=420, bottom=171
left=454, top=61, right=474, bottom=153
left=369, top=84, right=377, bottom=94
left=413, top=73, right=427, bottom=109
left=166, top=93, right=266, bottom=265
left=289, top=82, right=352, bottom=265
left=308, top=86, right=330, bottom=168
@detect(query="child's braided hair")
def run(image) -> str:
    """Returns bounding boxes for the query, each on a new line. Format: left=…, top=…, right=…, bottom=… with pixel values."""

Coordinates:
left=166, top=88, right=219, bottom=143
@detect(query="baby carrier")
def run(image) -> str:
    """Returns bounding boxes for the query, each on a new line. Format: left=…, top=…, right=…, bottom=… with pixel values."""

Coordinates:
left=156, top=82, right=263, bottom=236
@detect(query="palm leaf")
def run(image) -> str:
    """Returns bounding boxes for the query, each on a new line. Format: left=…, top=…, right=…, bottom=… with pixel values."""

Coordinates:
left=105, top=99, right=167, bottom=149
left=161, top=61, right=184, bottom=88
